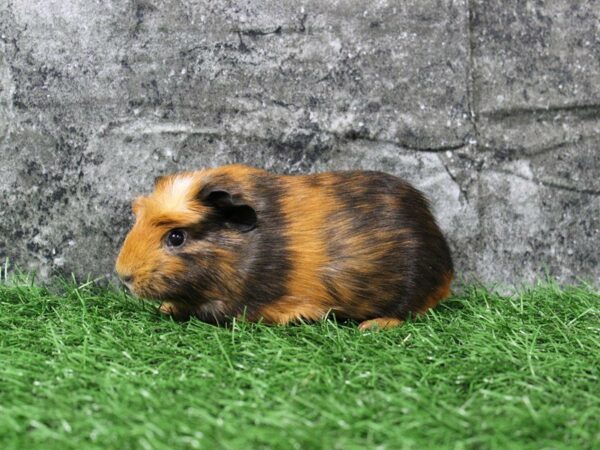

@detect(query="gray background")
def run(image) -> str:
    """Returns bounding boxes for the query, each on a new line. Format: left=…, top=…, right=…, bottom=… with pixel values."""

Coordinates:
left=1, top=0, right=598, bottom=286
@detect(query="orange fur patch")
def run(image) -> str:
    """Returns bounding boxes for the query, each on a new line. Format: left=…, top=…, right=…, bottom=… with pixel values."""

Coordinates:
left=116, top=165, right=266, bottom=305
left=358, top=317, right=404, bottom=330
left=418, top=271, right=454, bottom=315
left=115, top=171, right=210, bottom=298
left=257, top=176, right=333, bottom=323
left=258, top=296, right=331, bottom=324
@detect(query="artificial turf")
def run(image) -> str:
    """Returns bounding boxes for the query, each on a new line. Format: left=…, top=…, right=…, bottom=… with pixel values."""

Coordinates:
left=0, top=277, right=598, bottom=450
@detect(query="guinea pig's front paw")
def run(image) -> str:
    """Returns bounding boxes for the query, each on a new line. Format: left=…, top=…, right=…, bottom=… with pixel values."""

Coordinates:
left=158, top=301, right=191, bottom=321
left=358, top=317, right=404, bottom=331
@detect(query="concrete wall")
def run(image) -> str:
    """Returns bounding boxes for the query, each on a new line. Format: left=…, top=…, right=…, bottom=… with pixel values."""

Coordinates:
left=1, top=0, right=598, bottom=285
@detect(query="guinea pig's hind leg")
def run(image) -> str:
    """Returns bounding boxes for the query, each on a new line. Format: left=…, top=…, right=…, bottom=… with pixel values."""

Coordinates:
left=358, top=317, right=403, bottom=331
left=158, top=301, right=192, bottom=321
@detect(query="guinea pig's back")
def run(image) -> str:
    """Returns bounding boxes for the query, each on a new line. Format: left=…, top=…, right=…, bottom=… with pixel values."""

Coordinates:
left=271, top=170, right=453, bottom=322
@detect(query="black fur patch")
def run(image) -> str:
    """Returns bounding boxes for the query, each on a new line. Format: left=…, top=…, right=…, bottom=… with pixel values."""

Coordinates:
left=162, top=172, right=293, bottom=320
left=321, top=171, right=453, bottom=319
left=235, top=174, right=293, bottom=317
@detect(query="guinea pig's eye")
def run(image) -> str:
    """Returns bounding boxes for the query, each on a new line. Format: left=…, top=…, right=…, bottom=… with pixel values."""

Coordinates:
left=165, top=229, right=187, bottom=248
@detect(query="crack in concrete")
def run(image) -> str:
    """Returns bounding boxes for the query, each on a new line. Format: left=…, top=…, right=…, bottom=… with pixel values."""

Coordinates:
left=232, top=13, right=309, bottom=39
left=441, top=160, right=471, bottom=203
left=478, top=132, right=600, bottom=158
left=298, top=13, right=308, bottom=33
left=465, top=0, right=480, bottom=146
left=97, top=119, right=224, bottom=138
left=324, top=130, right=470, bottom=153
left=480, top=102, right=600, bottom=121
left=97, top=118, right=472, bottom=154
left=234, top=26, right=283, bottom=37
left=485, top=168, right=600, bottom=196
left=348, top=136, right=470, bottom=154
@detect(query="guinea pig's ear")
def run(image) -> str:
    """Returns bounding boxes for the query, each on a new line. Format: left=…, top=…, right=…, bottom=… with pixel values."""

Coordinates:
left=199, top=187, right=257, bottom=232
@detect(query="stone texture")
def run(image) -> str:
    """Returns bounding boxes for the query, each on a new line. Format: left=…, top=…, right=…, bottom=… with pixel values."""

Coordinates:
left=468, top=0, right=600, bottom=285
left=0, top=0, right=598, bottom=286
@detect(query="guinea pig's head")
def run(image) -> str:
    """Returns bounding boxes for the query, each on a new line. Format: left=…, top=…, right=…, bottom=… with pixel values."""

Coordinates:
left=115, top=171, right=257, bottom=305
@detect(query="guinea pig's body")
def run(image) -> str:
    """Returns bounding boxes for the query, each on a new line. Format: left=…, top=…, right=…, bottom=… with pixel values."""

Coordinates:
left=115, top=164, right=453, bottom=329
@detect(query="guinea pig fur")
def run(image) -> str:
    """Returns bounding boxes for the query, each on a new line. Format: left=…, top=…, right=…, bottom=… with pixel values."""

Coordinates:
left=115, top=164, right=453, bottom=330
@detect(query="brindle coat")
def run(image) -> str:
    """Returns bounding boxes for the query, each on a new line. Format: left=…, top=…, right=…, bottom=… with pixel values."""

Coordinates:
left=115, top=164, right=453, bottom=329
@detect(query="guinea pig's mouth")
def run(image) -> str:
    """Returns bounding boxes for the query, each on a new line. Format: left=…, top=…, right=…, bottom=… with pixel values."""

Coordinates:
left=122, top=280, right=134, bottom=293
left=122, top=283, right=158, bottom=302
left=133, top=283, right=180, bottom=305
left=132, top=289, right=162, bottom=303
left=124, top=276, right=194, bottom=306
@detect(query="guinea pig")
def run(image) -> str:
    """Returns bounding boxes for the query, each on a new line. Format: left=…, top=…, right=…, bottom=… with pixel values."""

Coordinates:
left=115, top=164, right=453, bottom=330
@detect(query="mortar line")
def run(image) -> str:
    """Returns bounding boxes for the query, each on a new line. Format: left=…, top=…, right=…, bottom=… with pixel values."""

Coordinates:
left=465, top=0, right=479, bottom=146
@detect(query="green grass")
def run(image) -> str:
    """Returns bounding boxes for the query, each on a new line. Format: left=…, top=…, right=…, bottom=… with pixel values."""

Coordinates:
left=0, top=278, right=598, bottom=450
